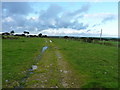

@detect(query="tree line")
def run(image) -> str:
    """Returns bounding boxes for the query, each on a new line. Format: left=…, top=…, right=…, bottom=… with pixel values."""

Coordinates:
left=1, top=30, right=47, bottom=37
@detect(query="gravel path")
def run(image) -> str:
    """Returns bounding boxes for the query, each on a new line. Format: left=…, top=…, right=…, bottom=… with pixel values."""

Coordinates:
left=55, top=46, right=82, bottom=88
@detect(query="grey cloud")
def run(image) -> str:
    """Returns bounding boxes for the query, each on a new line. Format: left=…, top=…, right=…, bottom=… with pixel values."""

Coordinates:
left=86, top=30, right=91, bottom=32
left=70, top=21, right=89, bottom=30
left=63, top=3, right=90, bottom=17
left=2, top=15, right=27, bottom=32
left=40, top=4, right=62, bottom=18
left=13, top=15, right=27, bottom=26
left=38, top=4, right=63, bottom=29
left=58, top=4, right=90, bottom=26
left=37, top=3, right=90, bottom=30
left=71, top=4, right=90, bottom=16
left=92, top=14, right=116, bottom=27
left=2, top=3, right=90, bottom=33
left=2, top=2, right=34, bottom=32
left=2, top=2, right=33, bottom=16
left=102, top=15, right=116, bottom=23
left=92, top=23, right=101, bottom=27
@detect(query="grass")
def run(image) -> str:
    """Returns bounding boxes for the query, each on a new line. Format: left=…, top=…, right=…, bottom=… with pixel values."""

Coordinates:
left=2, top=37, right=118, bottom=88
left=51, top=38, right=118, bottom=88
left=98, top=40, right=118, bottom=47
left=2, top=37, right=45, bottom=88
left=25, top=38, right=84, bottom=88
left=25, top=39, right=63, bottom=88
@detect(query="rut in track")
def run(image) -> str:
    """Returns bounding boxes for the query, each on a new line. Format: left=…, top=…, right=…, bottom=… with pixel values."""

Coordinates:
left=24, top=39, right=83, bottom=88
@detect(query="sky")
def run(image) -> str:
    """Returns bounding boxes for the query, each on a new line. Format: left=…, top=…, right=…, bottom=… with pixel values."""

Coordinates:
left=2, top=1, right=118, bottom=37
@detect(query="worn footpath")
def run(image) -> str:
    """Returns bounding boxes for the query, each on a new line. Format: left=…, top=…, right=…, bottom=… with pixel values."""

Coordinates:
left=24, top=39, right=82, bottom=88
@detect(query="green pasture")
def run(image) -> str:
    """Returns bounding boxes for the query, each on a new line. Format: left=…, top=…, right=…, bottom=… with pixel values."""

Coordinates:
left=2, top=37, right=118, bottom=88
left=51, top=38, right=118, bottom=88
left=2, top=37, right=45, bottom=87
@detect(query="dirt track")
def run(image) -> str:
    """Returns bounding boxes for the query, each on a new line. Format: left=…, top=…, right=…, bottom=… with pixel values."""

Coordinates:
left=24, top=39, right=82, bottom=88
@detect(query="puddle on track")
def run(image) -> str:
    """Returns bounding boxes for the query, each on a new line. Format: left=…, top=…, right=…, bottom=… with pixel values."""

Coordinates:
left=15, top=46, right=48, bottom=88
left=42, top=46, right=48, bottom=53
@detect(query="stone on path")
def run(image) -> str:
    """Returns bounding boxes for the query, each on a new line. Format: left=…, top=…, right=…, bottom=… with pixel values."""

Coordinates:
left=32, top=65, right=37, bottom=70
left=50, top=40, right=52, bottom=43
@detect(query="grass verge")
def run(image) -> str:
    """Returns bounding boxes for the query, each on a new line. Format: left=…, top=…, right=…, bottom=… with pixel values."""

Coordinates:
left=2, top=37, right=45, bottom=88
left=51, top=38, right=118, bottom=88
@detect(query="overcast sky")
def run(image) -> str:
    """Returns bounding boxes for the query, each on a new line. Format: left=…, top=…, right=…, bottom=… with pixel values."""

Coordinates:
left=2, top=1, right=118, bottom=37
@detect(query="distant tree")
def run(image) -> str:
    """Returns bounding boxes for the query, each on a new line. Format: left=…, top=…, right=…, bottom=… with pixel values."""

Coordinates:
left=24, top=31, right=29, bottom=36
left=64, top=36, right=69, bottom=39
left=38, top=33, right=42, bottom=37
left=14, top=34, right=25, bottom=37
left=2, top=32, right=10, bottom=36
left=44, top=35, right=47, bottom=37
left=10, top=30, right=15, bottom=35
left=42, top=35, right=47, bottom=38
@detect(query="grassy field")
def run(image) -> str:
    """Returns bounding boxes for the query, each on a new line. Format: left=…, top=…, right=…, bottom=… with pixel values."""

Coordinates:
left=51, top=38, right=118, bottom=88
left=2, top=37, right=118, bottom=88
left=24, top=39, right=84, bottom=88
left=98, top=40, right=118, bottom=47
left=2, top=37, right=45, bottom=87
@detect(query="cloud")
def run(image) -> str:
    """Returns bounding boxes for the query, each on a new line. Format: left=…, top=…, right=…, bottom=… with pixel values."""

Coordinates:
left=2, top=3, right=90, bottom=33
left=65, top=3, right=90, bottom=16
left=101, top=14, right=116, bottom=23
left=2, top=2, right=33, bottom=16
left=71, top=21, right=89, bottom=30
left=37, top=4, right=63, bottom=29
left=92, top=23, right=101, bottom=27
left=40, top=4, right=63, bottom=18
left=37, top=3, right=90, bottom=30
left=56, top=3, right=90, bottom=29
left=2, top=2, right=34, bottom=32
left=2, top=17, right=14, bottom=22
left=90, top=13, right=117, bottom=27
left=73, top=3, right=90, bottom=15
left=2, top=15, right=27, bottom=31
left=40, top=28, right=100, bottom=37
